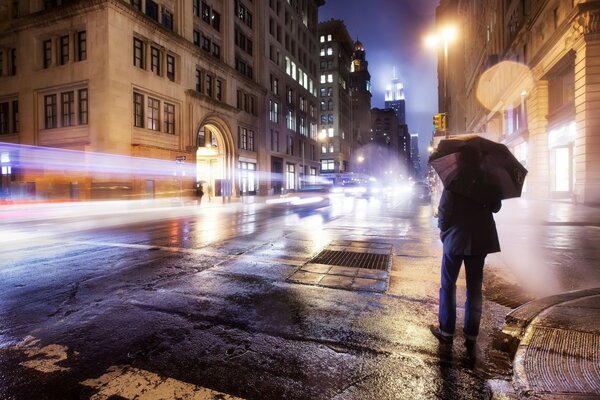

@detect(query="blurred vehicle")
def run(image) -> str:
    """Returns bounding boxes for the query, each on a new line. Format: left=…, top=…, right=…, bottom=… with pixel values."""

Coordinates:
left=412, top=182, right=432, bottom=202
left=266, top=184, right=332, bottom=210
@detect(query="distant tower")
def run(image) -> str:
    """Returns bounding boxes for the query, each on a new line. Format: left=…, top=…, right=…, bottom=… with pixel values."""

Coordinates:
left=384, top=67, right=406, bottom=125
left=349, top=39, right=372, bottom=147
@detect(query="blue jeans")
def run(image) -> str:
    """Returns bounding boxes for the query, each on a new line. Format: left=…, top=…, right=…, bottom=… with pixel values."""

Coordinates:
left=439, top=253, right=485, bottom=338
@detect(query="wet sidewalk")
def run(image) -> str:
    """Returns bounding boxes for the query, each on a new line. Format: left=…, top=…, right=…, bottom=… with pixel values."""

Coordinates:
left=491, top=199, right=600, bottom=399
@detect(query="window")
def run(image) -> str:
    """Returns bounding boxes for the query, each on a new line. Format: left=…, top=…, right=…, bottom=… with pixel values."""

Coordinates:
left=0, top=103, right=8, bottom=134
left=321, top=143, right=326, bottom=153
left=78, top=89, right=88, bottom=125
left=286, top=163, right=295, bottom=190
left=328, top=142, right=334, bottom=153
left=59, top=35, right=69, bottom=65
left=147, top=97, right=160, bottom=131
left=216, top=79, right=223, bottom=101
left=287, top=134, right=293, bottom=155
left=202, top=2, right=210, bottom=23
left=162, top=8, right=173, bottom=30
left=205, top=74, right=213, bottom=97
left=8, top=48, right=16, bottom=75
left=271, top=129, right=279, bottom=151
left=13, top=100, right=19, bottom=132
left=150, top=46, right=160, bottom=75
left=44, top=94, right=57, bottom=129
left=164, top=103, right=175, bottom=134
left=146, top=0, right=159, bottom=20
left=166, top=54, right=175, bottom=81
left=212, top=43, right=220, bottom=58
left=271, top=75, right=279, bottom=94
left=269, top=100, right=279, bottom=123
left=248, top=129, right=255, bottom=151
left=321, top=159, right=334, bottom=171
left=328, top=114, right=334, bottom=124
left=131, top=0, right=142, bottom=10
left=202, top=35, right=211, bottom=52
left=193, top=30, right=201, bottom=46
left=133, top=92, right=144, bottom=127
left=61, top=91, right=74, bottom=127
left=193, top=0, right=200, bottom=16
left=43, top=40, right=52, bottom=68
left=76, top=30, right=87, bottom=61
left=133, top=37, right=144, bottom=68
left=239, top=126, right=248, bottom=150
left=212, top=10, right=220, bottom=31
left=195, top=69, right=202, bottom=92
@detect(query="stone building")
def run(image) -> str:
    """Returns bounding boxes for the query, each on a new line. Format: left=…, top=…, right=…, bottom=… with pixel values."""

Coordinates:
left=349, top=38, right=371, bottom=153
left=437, top=0, right=600, bottom=204
left=0, top=0, right=323, bottom=200
left=316, top=19, right=353, bottom=175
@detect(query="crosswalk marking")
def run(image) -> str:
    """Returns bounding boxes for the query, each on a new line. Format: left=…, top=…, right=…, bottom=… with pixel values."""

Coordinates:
left=80, top=365, right=244, bottom=400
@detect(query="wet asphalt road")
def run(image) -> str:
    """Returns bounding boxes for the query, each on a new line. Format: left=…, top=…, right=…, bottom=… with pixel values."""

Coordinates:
left=1, top=194, right=598, bottom=399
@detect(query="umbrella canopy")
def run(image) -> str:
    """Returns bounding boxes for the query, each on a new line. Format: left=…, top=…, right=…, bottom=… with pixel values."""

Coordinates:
left=429, top=135, right=528, bottom=202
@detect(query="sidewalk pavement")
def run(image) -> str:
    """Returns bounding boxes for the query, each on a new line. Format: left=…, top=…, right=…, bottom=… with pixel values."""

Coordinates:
left=492, top=199, right=600, bottom=399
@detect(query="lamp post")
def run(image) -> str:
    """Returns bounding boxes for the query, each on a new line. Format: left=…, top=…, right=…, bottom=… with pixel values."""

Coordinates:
left=425, top=25, right=457, bottom=138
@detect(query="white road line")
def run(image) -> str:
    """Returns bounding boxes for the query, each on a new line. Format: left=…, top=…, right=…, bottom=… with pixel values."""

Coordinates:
left=62, top=240, right=306, bottom=267
left=80, top=365, right=244, bottom=400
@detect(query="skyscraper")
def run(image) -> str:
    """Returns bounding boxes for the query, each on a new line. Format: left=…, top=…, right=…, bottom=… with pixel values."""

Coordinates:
left=384, top=68, right=406, bottom=125
left=349, top=39, right=372, bottom=149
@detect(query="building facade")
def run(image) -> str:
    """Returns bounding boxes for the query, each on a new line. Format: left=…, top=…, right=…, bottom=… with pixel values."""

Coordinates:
left=317, top=19, right=354, bottom=176
left=0, top=0, right=323, bottom=200
left=261, top=0, right=323, bottom=194
left=437, top=0, right=600, bottom=204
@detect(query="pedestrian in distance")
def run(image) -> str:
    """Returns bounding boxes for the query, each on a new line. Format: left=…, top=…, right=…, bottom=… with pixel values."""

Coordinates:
left=197, top=182, right=204, bottom=204
left=430, top=147, right=502, bottom=349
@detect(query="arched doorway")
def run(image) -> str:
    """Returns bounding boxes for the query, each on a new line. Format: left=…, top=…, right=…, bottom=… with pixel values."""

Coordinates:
left=196, top=119, right=235, bottom=200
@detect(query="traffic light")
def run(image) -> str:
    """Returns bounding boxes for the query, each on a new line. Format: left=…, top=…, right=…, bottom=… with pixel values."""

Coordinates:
left=440, top=113, right=448, bottom=131
left=433, top=114, right=442, bottom=130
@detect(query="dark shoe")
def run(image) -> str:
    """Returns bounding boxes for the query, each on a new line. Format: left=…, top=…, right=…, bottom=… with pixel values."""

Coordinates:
left=464, top=339, right=478, bottom=361
left=429, top=325, right=453, bottom=343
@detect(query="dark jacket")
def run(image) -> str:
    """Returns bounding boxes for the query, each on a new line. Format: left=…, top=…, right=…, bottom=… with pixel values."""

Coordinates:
left=438, top=189, right=501, bottom=255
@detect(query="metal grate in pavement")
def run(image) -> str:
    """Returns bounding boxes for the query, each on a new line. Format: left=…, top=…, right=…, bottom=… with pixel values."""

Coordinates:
left=523, top=326, right=600, bottom=395
left=309, top=249, right=390, bottom=271
left=287, top=241, right=393, bottom=293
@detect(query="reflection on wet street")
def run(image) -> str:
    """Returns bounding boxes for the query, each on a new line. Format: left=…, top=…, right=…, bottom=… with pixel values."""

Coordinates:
left=0, top=194, right=597, bottom=399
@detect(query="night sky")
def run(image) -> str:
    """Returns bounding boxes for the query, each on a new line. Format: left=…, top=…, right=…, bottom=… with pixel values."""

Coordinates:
left=319, top=0, right=439, bottom=172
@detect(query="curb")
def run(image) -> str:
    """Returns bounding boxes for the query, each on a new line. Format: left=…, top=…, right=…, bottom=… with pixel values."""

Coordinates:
left=502, top=288, right=600, bottom=398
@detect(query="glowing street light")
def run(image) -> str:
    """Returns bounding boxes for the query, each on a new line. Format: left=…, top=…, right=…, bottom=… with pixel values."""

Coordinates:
left=357, top=155, right=365, bottom=163
left=425, top=25, right=457, bottom=137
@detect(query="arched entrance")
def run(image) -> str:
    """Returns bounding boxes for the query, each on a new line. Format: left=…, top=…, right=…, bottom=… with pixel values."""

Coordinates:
left=196, top=118, right=235, bottom=199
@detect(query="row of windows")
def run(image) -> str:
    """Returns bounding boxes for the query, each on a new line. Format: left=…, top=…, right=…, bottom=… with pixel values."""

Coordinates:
left=234, top=26, right=253, bottom=56
left=0, top=100, right=19, bottom=134
left=238, top=126, right=255, bottom=151
left=133, top=91, right=175, bottom=134
left=235, top=0, right=253, bottom=29
left=320, top=114, right=334, bottom=125
left=193, top=29, right=220, bottom=59
left=319, top=34, right=333, bottom=43
left=236, top=90, right=257, bottom=115
left=130, top=0, right=174, bottom=31
left=285, top=56, right=315, bottom=96
left=195, top=69, right=224, bottom=102
left=42, top=30, right=86, bottom=69
left=0, top=48, right=17, bottom=76
left=235, top=57, right=253, bottom=80
left=321, top=142, right=335, bottom=153
left=43, top=89, right=88, bottom=130
left=193, top=0, right=221, bottom=32
left=133, top=37, right=177, bottom=82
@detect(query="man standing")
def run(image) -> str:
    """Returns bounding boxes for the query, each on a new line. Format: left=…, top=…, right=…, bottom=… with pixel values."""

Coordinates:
left=430, top=187, right=501, bottom=346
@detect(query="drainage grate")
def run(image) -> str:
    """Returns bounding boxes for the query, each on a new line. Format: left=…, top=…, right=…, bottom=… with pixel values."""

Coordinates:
left=310, top=250, right=390, bottom=271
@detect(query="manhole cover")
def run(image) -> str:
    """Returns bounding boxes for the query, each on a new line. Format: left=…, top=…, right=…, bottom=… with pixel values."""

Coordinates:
left=287, top=241, right=393, bottom=292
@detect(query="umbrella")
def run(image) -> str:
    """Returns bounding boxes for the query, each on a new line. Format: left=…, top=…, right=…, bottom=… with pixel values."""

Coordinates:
left=429, top=135, right=527, bottom=202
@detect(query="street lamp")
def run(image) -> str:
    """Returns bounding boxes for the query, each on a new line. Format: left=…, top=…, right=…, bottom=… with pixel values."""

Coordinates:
left=425, top=25, right=457, bottom=138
